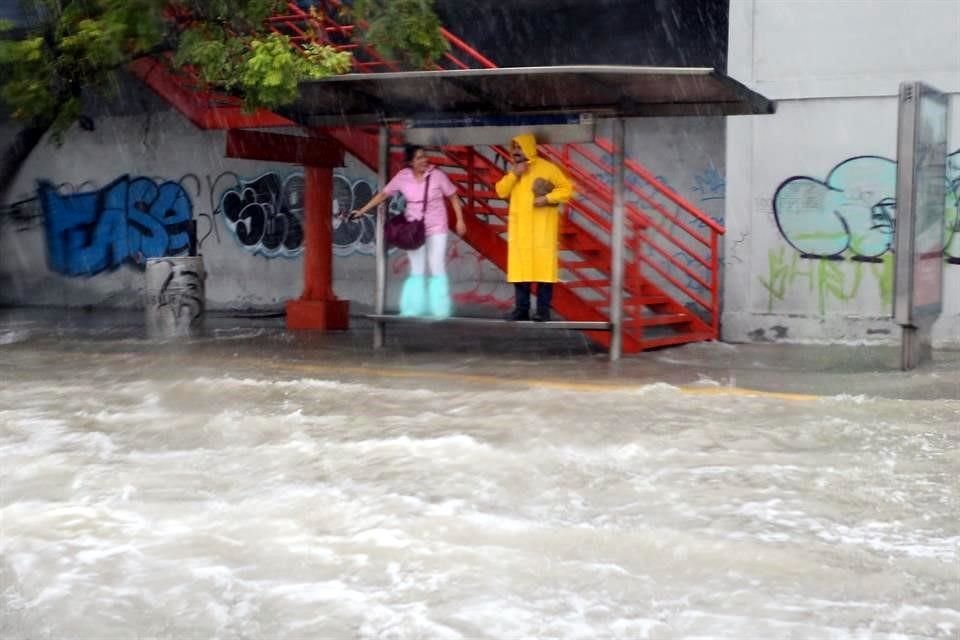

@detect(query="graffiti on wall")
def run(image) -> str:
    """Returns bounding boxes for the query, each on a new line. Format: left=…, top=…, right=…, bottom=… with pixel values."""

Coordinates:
left=21, top=169, right=392, bottom=276
left=332, top=171, right=379, bottom=256
left=759, top=246, right=894, bottom=315
left=947, top=150, right=960, bottom=262
left=39, top=176, right=192, bottom=276
left=145, top=258, right=205, bottom=336
left=690, top=166, right=726, bottom=203
left=217, top=172, right=305, bottom=258
left=585, top=164, right=726, bottom=228
left=772, top=151, right=960, bottom=262
left=773, top=156, right=897, bottom=261
left=213, top=169, right=386, bottom=257
left=764, top=150, right=960, bottom=313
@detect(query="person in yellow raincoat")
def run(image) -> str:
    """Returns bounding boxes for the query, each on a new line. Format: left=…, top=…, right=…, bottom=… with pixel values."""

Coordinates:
left=495, top=133, right=574, bottom=321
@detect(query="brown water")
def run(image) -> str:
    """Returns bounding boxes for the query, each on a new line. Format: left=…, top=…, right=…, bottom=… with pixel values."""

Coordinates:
left=1, top=331, right=958, bottom=639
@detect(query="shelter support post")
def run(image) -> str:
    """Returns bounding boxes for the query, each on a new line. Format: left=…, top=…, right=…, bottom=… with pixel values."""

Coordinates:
left=373, top=125, right=389, bottom=348
left=609, top=118, right=626, bottom=361
left=286, top=166, right=350, bottom=330
left=900, top=326, right=932, bottom=371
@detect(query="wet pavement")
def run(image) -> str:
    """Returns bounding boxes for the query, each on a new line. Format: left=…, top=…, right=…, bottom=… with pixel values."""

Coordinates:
left=1, top=306, right=958, bottom=401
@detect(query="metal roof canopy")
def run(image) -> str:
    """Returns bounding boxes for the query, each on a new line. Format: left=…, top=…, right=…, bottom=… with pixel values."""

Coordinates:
left=284, top=66, right=775, bottom=360
left=281, top=65, right=775, bottom=126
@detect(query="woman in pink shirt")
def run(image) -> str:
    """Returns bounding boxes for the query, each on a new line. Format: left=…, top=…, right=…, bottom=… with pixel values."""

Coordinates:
left=351, top=146, right=466, bottom=317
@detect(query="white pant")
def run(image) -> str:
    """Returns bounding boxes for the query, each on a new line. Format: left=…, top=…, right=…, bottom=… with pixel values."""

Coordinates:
left=407, top=233, right=447, bottom=277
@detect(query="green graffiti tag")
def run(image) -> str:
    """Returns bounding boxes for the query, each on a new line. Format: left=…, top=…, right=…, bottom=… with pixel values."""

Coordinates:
left=760, top=246, right=893, bottom=315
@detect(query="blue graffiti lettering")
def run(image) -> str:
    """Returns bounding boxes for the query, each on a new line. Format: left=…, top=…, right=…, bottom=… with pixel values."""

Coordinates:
left=691, top=166, right=725, bottom=202
left=40, top=176, right=192, bottom=276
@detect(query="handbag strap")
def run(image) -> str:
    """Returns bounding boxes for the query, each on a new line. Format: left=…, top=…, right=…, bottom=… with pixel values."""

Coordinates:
left=421, top=174, right=431, bottom=214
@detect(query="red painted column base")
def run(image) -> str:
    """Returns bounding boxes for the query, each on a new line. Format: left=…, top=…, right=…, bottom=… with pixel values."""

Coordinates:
left=285, top=299, right=351, bottom=331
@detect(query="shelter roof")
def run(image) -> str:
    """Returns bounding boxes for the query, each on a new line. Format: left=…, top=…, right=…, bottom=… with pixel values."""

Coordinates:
left=280, top=65, right=775, bottom=126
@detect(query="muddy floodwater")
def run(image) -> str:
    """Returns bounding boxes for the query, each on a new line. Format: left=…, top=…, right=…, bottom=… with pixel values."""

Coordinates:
left=1, top=314, right=958, bottom=639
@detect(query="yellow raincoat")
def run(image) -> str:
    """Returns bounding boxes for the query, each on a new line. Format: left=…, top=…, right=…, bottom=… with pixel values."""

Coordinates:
left=494, top=134, right=574, bottom=283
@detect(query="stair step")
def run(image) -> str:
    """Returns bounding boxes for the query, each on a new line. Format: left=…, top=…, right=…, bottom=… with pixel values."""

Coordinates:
left=464, top=190, right=503, bottom=200
left=632, top=313, right=692, bottom=327
left=471, top=211, right=507, bottom=222
left=429, top=156, right=464, bottom=166
left=471, top=206, right=507, bottom=216
left=638, top=331, right=715, bottom=350
left=625, top=296, right=670, bottom=306
left=442, top=161, right=497, bottom=172
left=563, top=245, right=605, bottom=256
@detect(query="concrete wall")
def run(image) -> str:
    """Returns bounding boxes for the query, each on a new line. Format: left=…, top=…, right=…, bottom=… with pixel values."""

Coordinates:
left=0, top=105, right=724, bottom=319
left=0, top=110, right=389, bottom=312
left=611, top=117, right=726, bottom=228
left=724, top=0, right=960, bottom=346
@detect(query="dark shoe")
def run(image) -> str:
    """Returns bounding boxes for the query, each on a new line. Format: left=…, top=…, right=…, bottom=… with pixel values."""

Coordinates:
left=532, top=309, right=551, bottom=322
left=507, top=308, right=530, bottom=321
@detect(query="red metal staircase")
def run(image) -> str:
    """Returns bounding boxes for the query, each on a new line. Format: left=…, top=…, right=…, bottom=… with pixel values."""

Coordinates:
left=130, top=0, right=724, bottom=353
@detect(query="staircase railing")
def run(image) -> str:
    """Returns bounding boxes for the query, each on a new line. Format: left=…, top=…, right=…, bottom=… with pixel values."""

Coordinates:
left=270, top=1, right=497, bottom=72
left=555, top=141, right=723, bottom=335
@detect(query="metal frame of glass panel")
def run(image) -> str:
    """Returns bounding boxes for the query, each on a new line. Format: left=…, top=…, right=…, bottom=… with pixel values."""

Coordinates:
left=893, top=81, right=949, bottom=370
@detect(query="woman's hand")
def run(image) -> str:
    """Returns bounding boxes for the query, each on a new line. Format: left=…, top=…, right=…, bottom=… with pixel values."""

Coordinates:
left=349, top=209, right=365, bottom=220
left=455, top=218, right=467, bottom=236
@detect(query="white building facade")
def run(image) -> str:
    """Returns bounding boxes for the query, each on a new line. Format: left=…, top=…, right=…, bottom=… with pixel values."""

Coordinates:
left=723, top=0, right=960, bottom=346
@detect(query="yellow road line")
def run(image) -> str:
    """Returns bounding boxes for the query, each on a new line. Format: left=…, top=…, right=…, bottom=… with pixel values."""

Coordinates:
left=264, top=360, right=819, bottom=401
left=678, top=386, right=819, bottom=402
left=37, top=348, right=820, bottom=401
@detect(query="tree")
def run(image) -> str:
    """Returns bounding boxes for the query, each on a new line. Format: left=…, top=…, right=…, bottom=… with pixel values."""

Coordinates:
left=350, top=0, right=448, bottom=70
left=0, top=1, right=450, bottom=197
left=0, top=0, right=354, bottom=141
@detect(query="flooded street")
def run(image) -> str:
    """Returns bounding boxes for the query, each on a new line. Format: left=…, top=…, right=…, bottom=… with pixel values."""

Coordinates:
left=1, top=323, right=958, bottom=639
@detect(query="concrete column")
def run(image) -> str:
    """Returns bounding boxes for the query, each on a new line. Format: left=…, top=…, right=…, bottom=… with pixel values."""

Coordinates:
left=286, top=165, right=350, bottom=330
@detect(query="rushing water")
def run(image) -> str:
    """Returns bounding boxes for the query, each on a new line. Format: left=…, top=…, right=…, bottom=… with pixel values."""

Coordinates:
left=1, top=342, right=958, bottom=639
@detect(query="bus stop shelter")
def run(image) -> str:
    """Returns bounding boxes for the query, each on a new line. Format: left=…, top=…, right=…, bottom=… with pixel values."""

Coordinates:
left=269, top=65, right=775, bottom=360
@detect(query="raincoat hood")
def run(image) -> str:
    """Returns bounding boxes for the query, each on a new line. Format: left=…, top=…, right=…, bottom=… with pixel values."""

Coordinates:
left=511, top=133, right=539, bottom=161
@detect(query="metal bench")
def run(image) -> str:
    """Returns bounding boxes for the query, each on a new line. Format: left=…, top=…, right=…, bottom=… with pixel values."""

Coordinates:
left=367, top=314, right=611, bottom=332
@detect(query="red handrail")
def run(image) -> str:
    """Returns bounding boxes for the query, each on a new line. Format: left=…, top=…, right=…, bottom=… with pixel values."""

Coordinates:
left=559, top=143, right=713, bottom=247
left=638, top=252, right=712, bottom=312
left=439, top=28, right=498, bottom=69
left=592, top=139, right=724, bottom=235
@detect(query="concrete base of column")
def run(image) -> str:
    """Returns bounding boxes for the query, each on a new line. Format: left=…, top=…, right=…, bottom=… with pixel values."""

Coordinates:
left=285, top=299, right=350, bottom=331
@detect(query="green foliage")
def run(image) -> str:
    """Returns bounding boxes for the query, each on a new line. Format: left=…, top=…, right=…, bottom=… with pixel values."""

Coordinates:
left=0, top=0, right=450, bottom=139
left=352, top=0, right=448, bottom=69
left=0, top=0, right=167, bottom=139
left=238, top=34, right=351, bottom=110
left=0, top=0, right=353, bottom=137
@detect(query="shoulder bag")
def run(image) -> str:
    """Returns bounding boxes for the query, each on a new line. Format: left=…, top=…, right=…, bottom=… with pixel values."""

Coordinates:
left=385, top=174, right=429, bottom=250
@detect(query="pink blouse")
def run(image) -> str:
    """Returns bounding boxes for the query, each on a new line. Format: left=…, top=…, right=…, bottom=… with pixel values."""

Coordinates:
left=383, top=166, right=457, bottom=236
